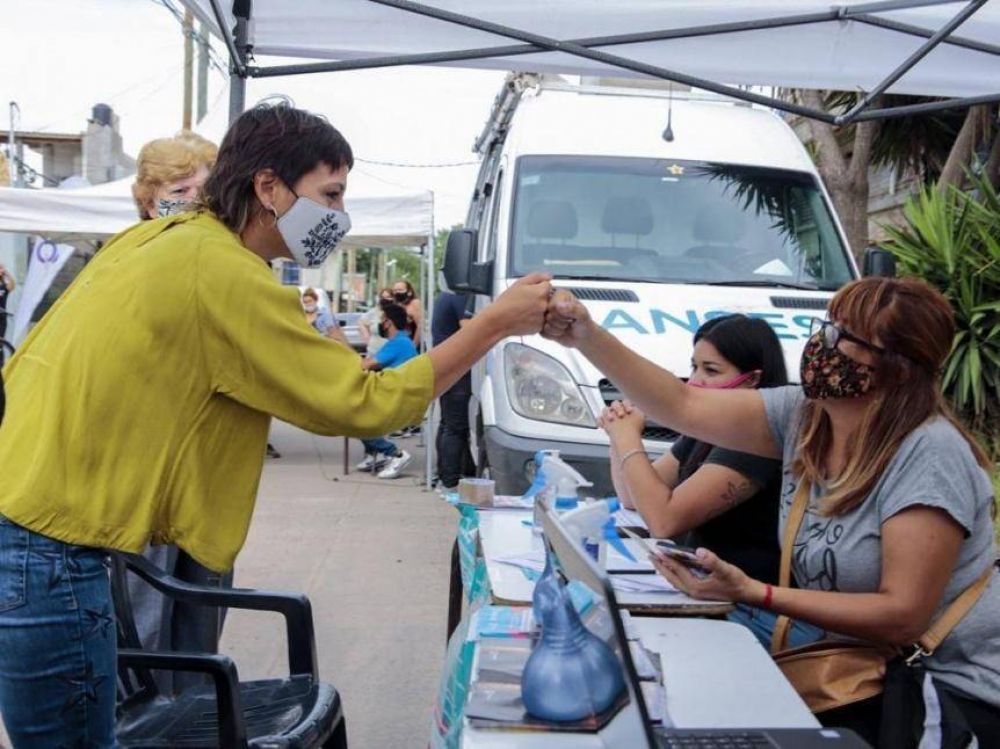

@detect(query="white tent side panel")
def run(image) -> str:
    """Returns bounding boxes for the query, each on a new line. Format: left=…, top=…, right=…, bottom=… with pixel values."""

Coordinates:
left=0, top=179, right=434, bottom=248
left=182, top=0, right=1000, bottom=99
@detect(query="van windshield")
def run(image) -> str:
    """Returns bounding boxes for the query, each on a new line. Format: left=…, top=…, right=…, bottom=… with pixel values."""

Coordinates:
left=509, top=156, right=852, bottom=290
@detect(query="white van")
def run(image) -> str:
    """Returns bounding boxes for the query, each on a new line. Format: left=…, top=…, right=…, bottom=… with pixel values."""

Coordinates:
left=444, top=75, right=884, bottom=496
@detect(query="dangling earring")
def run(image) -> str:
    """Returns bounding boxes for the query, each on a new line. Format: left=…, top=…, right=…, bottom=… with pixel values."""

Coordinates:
left=257, top=205, right=279, bottom=230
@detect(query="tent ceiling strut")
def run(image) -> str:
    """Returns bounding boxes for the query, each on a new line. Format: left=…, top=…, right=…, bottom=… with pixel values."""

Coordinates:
left=222, top=0, right=1000, bottom=124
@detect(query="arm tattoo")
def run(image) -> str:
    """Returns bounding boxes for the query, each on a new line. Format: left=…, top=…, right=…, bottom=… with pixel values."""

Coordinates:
left=720, top=479, right=757, bottom=510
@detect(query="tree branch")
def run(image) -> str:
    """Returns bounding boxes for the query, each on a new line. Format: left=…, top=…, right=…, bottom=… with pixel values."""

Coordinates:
left=985, top=127, right=1000, bottom=191
left=939, top=105, right=988, bottom=192
left=799, top=89, right=848, bottom=180
left=848, top=119, right=880, bottom=188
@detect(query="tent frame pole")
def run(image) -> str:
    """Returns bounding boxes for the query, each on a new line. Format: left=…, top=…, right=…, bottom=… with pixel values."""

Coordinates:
left=208, top=0, right=250, bottom=123
left=852, top=12, right=1000, bottom=55
left=838, top=0, right=989, bottom=122
left=238, top=0, right=999, bottom=124
left=361, top=0, right=999, bottom=125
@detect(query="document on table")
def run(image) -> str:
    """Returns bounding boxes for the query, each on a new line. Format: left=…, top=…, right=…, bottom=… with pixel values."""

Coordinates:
left=493, top=550, right=680, bottom=594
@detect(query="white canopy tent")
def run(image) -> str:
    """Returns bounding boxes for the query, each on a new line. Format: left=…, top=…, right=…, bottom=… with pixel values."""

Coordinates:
left=0, top=176, right=434, bottom=247
left=180, top=0, right=1000, bottom=123
left=176, top=0, right=1000, bottom=490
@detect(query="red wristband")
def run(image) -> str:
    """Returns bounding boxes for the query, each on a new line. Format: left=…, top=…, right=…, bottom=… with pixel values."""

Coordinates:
left=761, top=584, right=773, bottom=609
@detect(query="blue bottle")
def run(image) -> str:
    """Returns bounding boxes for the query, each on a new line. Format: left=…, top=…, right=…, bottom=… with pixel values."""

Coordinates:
left=521, top=581, right=626, bottom=722
left=532, top=546, right=561, bottom=624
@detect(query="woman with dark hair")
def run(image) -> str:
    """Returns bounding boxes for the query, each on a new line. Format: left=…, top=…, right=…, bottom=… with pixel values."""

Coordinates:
left=392, top=278, right=422, bottom=348
left=0, top=103, right=551, bottom=747
left=601, top=314, right=813, bottom=646
left=546, top=277, right=1000, bottom=743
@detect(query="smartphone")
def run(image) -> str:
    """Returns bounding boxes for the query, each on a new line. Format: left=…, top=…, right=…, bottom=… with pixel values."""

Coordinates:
left=619, top=528, right=711, bottom=576
left=654, top=541, right=711, bottom=575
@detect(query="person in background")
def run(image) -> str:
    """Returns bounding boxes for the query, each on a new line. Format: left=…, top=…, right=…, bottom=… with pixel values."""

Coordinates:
left=600, top=314, right=818, bottom=647
left=433, top=277, right=476, bottom=490
left=392, top=279, right=423, bottom=348
left=0, top=103, right=551, bottom=748
left=391, top=279, right=424, bottom=437
left=544, top=277, right=1000, bottom=743
left=357, top=303, right=418, bottom=479
left=359, top=287, right=393, bottom=356
left=0, top=264, right=15, bottom=345
left=302, top=287, right=350, bottom=346
left=127, top=130, right=225, bottom=696
left=131, top=130, right=218, bottom=220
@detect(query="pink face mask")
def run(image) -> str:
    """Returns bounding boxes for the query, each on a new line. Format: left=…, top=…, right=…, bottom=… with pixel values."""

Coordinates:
left=688, top=371, right=758, bottom=389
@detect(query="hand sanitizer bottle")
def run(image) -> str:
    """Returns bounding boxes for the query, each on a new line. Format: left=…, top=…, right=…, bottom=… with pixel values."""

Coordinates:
left=521, top=580, right=626, bottom=721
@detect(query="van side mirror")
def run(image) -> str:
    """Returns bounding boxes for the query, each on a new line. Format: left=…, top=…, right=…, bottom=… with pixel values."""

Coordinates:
left=443, top=229, right=494, bottom=296
left=862, top=247, right=896, bottom=278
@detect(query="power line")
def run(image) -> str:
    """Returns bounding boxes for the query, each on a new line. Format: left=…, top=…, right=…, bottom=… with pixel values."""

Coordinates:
left=31, top=63, right=186, bottom=134
left=150, top=0, right=229, bottom=77
left=6, top=154, right=61, bottom=187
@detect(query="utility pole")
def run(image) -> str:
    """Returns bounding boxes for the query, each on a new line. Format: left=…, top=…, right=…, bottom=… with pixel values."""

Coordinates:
left=195, top=21, right=211, bottom=122
left=182, top=9, right=194, bottom=130
left=376, top=249, right=387, bottom=292
left=196, top=20, right=209, bottom=123
left=346, top=247, right=357, bottom=312
left=8, top=102, right=22, bottom=188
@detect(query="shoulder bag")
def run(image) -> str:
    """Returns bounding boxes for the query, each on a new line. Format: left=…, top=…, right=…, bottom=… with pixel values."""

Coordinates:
left=770, top=480, right=993, bottom=716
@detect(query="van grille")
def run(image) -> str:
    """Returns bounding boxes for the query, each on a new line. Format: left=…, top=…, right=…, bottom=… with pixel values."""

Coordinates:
left=558, top=287, right=639, bottom=303
left=769, top=296, right=829, bottom=310
left=598, top=379, right=678, bottom=444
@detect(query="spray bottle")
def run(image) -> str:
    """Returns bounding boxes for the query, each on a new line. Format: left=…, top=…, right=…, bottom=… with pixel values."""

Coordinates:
left=560, top=498, right=636, bottom=569
left=521, top=450, right=557, bottom=500
left=530, top=451, right=593, bottom=533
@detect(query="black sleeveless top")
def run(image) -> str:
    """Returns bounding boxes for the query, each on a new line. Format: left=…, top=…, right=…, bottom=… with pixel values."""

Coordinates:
left=670, top=436, right=782, bottom=584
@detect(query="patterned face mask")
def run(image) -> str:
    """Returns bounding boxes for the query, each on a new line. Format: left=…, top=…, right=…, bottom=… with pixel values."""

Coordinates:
left=157, top=198, right=194, bottom=217
left=799, top=335, right=875, bottom=400
left=276, top=191, right=351, bottom=268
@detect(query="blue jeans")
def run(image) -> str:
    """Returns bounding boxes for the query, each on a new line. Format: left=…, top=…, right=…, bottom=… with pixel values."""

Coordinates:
left=0, top=515, right=118, bottom=748
left=362, top=437, right=400, bottom=457
left=727, top=603, right=825, bottom=649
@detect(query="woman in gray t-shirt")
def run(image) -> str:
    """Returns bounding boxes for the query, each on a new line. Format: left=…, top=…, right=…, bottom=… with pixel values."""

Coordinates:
left=542, top=276, right=999, bottom=740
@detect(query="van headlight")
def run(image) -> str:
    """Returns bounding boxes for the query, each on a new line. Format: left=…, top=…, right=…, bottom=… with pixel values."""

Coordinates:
left=504, top=343, right=596, bottom=427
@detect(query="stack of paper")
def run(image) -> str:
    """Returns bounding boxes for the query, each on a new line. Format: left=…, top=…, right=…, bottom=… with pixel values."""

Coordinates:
left=611, top=574, right=679, bottom=594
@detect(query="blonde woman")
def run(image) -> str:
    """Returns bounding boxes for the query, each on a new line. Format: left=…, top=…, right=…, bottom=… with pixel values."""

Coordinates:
left=132, top=130, right=217, bottom=219
left=127, top=130, right=224, bottom=695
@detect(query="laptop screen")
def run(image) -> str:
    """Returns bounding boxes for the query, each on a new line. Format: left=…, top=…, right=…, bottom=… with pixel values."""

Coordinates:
left=540, top=497, right=660, bottom=749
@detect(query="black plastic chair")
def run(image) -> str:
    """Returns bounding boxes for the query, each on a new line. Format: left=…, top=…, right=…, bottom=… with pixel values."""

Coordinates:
left=112, top=552, right=347, bottom=748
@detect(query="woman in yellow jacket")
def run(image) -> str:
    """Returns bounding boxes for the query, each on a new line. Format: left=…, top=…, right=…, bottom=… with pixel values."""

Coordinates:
left=0, top=104, right=551, bottom=748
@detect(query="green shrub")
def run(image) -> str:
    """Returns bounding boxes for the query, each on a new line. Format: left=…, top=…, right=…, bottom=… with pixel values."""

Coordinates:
left=880, top=172, right=1000, bottom=433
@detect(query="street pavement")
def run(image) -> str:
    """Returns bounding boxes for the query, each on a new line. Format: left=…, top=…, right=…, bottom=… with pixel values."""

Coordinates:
left=0, top=420, right=455, bottom=749
left=221, top=421, right=454, bottom=748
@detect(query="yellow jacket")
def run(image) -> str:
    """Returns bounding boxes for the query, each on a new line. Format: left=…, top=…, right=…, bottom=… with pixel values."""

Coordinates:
left=0, top=212, right=433, bottom=571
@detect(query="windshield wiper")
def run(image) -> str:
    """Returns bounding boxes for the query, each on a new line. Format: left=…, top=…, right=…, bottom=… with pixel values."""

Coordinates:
left=701, top=280, right=823, bottom=291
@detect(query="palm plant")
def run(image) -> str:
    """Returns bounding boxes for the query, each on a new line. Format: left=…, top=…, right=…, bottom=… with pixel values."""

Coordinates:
left=879, top=171, right=1000, bottom=433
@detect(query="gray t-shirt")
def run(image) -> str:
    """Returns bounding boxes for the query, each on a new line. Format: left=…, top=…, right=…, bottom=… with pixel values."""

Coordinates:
left=761, top=385, right=1000, bottom=706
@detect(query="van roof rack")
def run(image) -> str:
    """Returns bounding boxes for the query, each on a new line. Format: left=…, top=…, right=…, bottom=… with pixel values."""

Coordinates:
left=472, top=72, right=751, bottom=155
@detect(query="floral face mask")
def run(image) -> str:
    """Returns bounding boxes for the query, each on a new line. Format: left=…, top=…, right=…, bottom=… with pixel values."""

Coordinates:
left=799, top=335, right=875, bottom=400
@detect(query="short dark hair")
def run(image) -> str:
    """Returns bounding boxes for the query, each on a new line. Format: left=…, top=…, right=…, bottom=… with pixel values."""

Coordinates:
left=201, top=103, right=353, bottom=233
left=693, top=314, right=788, bottom=388
left=381, top=303, right=409, bottom=333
